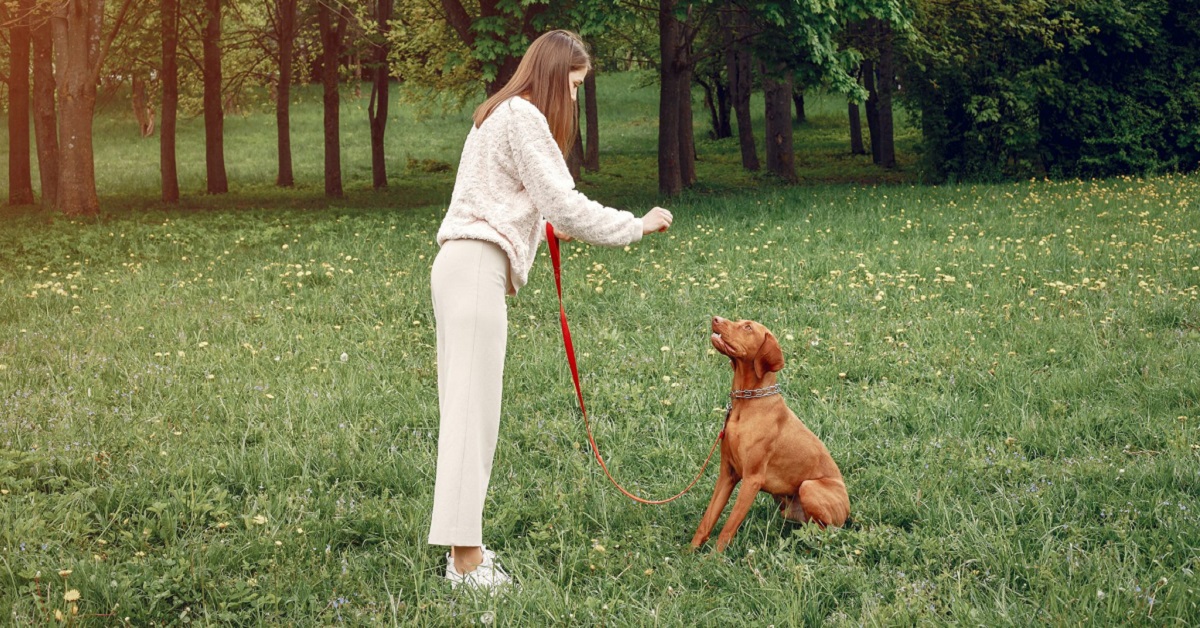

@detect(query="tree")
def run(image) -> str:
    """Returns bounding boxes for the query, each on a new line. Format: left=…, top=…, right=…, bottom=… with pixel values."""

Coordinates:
left=762, top=64, right=796, bottom=181
left=161, top=0, right=180, bottom=202
left=848, top=101, right=866, bottom=155
left=658, top=0, right=698, bottom=196
left=367, top=0, right=393, bottom=190
left=50, top=0, right=136, bottom=216
left=721, top=0, right=757, bottom=171
left=438, top=0, right=548, bottom=95
left=30, top=1, right=59, bottom=207
left=582, top=68, right=599, bottom=172
left=317, top=0, right=350, bottom=198
left=6, top=0, right=35, bottom=206
left=855, top=17, right=895, bottom=167
left=267, top=0, right=298, bottom=187
left=203, top=0, right=228, bottom=194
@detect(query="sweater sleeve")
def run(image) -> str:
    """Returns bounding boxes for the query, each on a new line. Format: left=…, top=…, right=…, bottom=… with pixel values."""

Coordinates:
left=505, top=101, right=643, bottom=247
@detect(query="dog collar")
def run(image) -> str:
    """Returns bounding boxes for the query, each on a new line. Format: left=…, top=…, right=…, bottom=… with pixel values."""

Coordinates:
left=730, top=384, right=782, bottom=400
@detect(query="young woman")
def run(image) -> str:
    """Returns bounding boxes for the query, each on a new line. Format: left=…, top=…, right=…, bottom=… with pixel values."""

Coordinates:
left=428, top=30, right=673, bottom=590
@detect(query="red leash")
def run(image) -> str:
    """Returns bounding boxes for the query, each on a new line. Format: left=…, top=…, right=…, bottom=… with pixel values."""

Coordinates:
left=545, top=223, right=722, bottom=505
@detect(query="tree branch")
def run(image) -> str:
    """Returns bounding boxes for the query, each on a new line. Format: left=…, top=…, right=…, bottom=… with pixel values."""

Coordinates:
left=90, top=0, right=136, bottom=84
left=439, top=0, right=474, bottom=46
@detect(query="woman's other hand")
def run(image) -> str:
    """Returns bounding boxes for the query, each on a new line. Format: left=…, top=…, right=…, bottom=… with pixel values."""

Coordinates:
left=642, top=207, right=673, bottom=234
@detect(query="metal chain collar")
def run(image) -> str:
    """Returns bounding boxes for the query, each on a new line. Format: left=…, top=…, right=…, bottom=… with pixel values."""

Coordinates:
left=725, top=384, right=782, bottom=412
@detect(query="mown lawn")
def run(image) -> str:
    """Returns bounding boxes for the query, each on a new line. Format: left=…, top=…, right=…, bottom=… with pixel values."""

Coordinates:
left=1, top=74, right=1198, bottom=625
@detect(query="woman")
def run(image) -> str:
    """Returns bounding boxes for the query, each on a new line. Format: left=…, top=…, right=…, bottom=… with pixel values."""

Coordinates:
left=429, top=30, right=673, bottom=590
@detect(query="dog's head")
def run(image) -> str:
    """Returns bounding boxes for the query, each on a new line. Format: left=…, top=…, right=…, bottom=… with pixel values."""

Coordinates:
left=710, top=316, right=784, bottom=378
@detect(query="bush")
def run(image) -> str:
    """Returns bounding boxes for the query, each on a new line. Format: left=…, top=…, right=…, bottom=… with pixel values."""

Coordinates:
left=900, top=0, right=1200, bottom=181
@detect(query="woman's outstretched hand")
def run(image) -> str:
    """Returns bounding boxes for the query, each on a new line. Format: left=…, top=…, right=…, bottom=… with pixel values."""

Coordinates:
left=642, top=207, right=674, bottom=234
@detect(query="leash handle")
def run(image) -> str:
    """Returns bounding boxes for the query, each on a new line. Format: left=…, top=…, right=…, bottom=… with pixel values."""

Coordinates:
left=546, top=222, right=721, bottom=505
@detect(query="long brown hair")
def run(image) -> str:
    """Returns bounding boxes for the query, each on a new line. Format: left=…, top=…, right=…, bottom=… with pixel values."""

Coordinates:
left=473, top=30, right=591, bottom=156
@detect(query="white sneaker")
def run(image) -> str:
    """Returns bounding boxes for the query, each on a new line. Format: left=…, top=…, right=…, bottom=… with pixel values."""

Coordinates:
left=445, top=546, right=513, bottom=592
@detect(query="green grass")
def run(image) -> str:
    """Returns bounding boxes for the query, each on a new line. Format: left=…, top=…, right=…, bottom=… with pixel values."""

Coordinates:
left=1, top=75, right=1199, bottom=625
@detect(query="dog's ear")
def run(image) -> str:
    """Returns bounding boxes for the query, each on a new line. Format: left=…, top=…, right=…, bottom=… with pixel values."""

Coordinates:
left=753, top=332, right=785, bottom=378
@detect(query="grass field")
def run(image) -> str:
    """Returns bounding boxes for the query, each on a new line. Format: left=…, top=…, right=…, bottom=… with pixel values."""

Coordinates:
left=1, top=74, right=1199, bottom=625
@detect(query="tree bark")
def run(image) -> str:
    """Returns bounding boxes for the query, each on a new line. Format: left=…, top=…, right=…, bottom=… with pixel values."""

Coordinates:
left=848, top=101, right=866, bottom=155
left=763, top=66, right=796, bottom=182
left=716, top=81, right=731, bottom=138
left=723, top=1, right=757, bottom=171
left=131, top=74, right=151, bottom=136
left=8, top=0, right=36, bottom=206
left=678, top=60, right=696, bottom=188
left=874, top=20, right=896, bottom=169
left=863, top=58, right=881, bottom=165
left=160, top=0, right=179, bottom=202
left=31, top=5, right=59, bottom=207
left=203, top=0, right=228, bottom=194
left=51, top=0, right=104, bottom=216
left=274, top=0, right=296, bottom=187
left=657, top=0, right=683, bottom=196
left=318, top=1, right=349, bottom=198
left=567, top=111, right=583, bottom=182
left=368, top=0, right=393, bottom=190
left=583, top=69, right=599, bottom=172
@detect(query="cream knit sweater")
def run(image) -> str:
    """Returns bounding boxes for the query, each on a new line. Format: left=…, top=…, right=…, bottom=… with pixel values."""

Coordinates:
left=436, top=97, right=644, bottom=294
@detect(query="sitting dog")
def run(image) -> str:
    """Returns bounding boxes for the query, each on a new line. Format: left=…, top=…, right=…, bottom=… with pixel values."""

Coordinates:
left=691, top=316, right=850, bottom=551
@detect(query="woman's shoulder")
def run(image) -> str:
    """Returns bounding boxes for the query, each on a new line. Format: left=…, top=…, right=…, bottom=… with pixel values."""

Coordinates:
left=497, top=96, right=547, bottom=126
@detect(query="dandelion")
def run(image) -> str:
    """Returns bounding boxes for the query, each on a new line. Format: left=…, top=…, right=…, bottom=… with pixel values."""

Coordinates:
left=252, top=514, right=268, bottom=525
left=58, top=569, right=73, bottom=577
left=63, top=590, right=80, bottom=602
left=340, top=353, right=349, bottom=362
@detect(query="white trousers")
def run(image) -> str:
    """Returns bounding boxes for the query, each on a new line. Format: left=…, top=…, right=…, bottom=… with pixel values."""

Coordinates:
left=428, top=239, right=510, bottom=547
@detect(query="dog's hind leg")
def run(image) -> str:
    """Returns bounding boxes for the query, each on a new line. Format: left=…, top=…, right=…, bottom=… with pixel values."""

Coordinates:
left=778, top=495, right=806, bottom=522
left=796, top=478, right=850, bottom=528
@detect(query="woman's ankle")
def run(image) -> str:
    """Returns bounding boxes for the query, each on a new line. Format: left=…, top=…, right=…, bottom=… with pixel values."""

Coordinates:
left=451, top=546, right=484, bottom=573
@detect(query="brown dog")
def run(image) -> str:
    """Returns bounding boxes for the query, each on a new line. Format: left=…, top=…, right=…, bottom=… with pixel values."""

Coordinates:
left=690, top=316, right=850, bottom=551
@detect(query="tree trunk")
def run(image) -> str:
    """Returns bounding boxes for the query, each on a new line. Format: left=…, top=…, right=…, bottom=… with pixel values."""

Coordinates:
left=275, top=0, right=296, bottom=187
left=723, top=1, right=758, bottom=171
left=368, top=0, right=392, bottom=190
left=863, top=58, right=881, bottom=165
left=204, top=0, right=228, bottom=194
left=583, top=68, right=599, bottom=172
left=716, top=81, right=731, bottom=138
left=698, top=75, right=727, bottom=140
left=51, top=0, right=104, bottom=216
left=8, top=0, right=35, bottom=206
left=160, top=0, right=179, bottom=202
left=793, top=88, right=806, bottom=124
left=318, top=1, right=349, bottom=198
left=31, top=7, right=59, bottom=207
left=131, top=74, right=152, bottom=136
left=567, top=110, right=583, bottom=182
left=657, top=0, right=683, bottom=196
left=678, top=60, right=696, bottom=188
left=763, top=66, right=796, bottom=182
left=848, top=101, right=866, bottom=155
left=874, top=20, right=896, bottom=169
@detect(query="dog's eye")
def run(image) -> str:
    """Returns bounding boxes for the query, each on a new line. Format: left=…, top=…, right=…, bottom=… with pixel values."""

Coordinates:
left=743, top=324, right=752, bottom=331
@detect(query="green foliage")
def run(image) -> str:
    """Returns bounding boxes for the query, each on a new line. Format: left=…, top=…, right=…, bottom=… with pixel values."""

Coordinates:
left=901, top=0, right=1200, bottom=182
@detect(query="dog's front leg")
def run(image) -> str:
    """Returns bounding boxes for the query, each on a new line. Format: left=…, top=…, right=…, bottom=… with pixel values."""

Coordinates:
left=714, top=475, right=763, bottom=552
left=690, top=463, right=738, bottom=548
